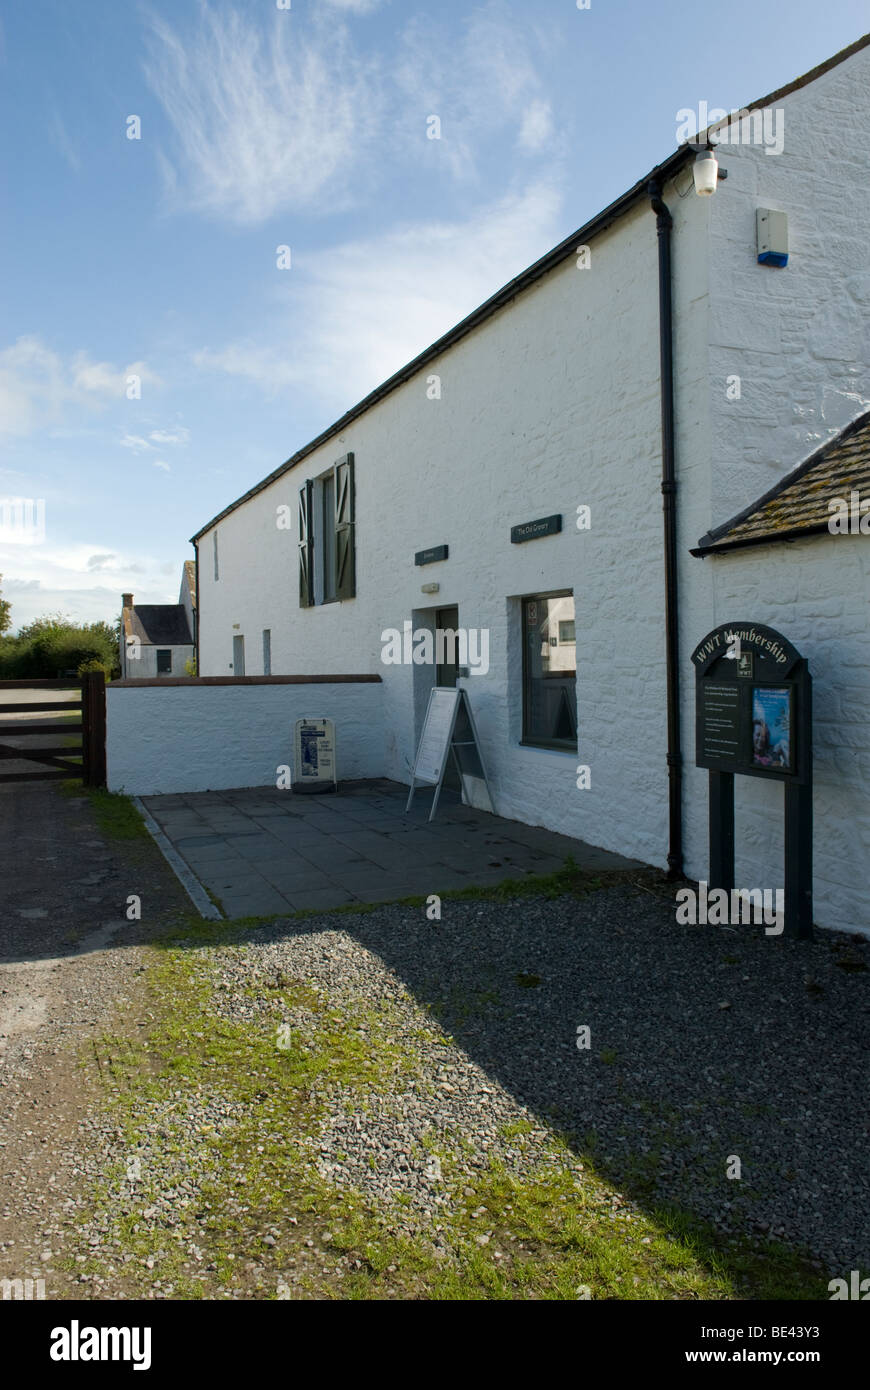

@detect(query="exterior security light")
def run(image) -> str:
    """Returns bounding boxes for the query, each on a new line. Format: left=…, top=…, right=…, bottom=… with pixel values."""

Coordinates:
left=693, top=148, right=719, bottom=195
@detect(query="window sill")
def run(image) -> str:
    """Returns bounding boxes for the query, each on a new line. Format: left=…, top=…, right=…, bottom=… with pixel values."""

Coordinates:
left=519, top=739, right=578, bottom=755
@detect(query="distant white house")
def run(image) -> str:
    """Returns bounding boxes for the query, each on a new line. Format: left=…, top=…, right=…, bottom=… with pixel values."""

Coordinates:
left=120, top=563, right=196, bottom=679
left=187, top=36, right=870, bottom=936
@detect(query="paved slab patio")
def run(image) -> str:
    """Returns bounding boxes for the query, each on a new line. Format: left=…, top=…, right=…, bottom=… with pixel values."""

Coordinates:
left=140, top=779, right=643, bottom=918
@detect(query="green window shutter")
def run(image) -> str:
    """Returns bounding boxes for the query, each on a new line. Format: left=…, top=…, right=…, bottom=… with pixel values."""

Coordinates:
left=333, top=453, right=355, bottom=600
left=298, top=480, right=314, bottom=607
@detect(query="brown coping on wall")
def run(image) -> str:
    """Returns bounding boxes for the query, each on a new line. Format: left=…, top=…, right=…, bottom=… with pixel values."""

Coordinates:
left=110, top=675, right=383, bottom=687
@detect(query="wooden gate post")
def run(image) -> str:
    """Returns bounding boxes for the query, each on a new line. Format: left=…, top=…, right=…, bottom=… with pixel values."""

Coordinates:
left=82, top=671, right=107, bottom=787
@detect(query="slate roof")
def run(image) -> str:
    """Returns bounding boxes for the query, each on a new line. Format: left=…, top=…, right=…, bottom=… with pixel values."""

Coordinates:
left=693, top=408, right=870, bottom=555
left=126, top=605, right=193, bottom=646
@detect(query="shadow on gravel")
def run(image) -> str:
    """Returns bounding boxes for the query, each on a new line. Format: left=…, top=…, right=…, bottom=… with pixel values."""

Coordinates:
left=160, top=876, right=869, bottom=1292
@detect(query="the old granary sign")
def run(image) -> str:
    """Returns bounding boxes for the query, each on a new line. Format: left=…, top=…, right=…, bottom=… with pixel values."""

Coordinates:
left=691, top=622, right=810, bottom=784
left=510, top=514, right=562, bottom=544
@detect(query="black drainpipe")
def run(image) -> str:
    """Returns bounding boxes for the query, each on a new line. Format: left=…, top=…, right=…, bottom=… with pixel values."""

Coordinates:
left=648, top=178, right=683, bottom=878
left=193, top=543, right=200, bottom=677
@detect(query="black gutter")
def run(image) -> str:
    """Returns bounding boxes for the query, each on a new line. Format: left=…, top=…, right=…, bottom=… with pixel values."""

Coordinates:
left=193, top=543, right=200, bottom=676
left=648, top=179, right=683, bottom=880
left=691, top=521, right=831, bottom=557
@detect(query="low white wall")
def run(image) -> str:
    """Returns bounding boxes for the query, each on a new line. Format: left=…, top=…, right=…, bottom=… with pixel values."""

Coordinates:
left=107, top=680, right=384, bottom=795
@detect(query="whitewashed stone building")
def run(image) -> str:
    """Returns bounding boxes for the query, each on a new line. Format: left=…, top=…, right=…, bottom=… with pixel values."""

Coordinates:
left=190, top=37, right=870, bottom=936
left=119, top=564, right=196, bottom=679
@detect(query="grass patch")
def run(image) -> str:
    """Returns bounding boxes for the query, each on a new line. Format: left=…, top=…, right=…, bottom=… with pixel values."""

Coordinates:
left=61, top=782, right=149, bottom=841
left=182, top=859, right=646, bottom=934
left=59, top=917, right=826, bottom=1302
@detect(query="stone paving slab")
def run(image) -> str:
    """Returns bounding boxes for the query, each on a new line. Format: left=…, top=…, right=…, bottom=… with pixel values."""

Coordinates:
left=141, top=779, right=644, bottom=920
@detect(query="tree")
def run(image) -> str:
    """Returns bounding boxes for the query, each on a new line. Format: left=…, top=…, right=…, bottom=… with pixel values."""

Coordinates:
left=0, top=612, right=120, bottom=679
left=0, top=576, right=11, bottom=635
left=16, top=612, right=73, bottom=642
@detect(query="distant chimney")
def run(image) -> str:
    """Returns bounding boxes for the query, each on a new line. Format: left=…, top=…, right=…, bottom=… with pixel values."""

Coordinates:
left=122, top=593, right=134, bottom=609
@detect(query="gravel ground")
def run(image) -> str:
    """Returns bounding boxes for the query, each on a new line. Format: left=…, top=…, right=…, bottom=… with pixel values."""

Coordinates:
left=210, top=934, right=579, bottom=1218
left=3, top=860, right=867, bottom=1298
left=207, top=889, right=869, bottom=1275
left=0, top=779, right=192, bottom=1298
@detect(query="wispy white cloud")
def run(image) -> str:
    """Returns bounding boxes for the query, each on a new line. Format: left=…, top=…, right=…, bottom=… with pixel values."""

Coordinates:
left=118, top=426, right=189, bottom=454
left=144, top=6, right=382, bottom=224
left=145, top=2, right=561, bottom=224
left=149, top=426, right=190, bottom=446
left=323, top=0, right=383, bottom=12
left=153, top=459, right=171, bottom=473
left=194, top=180, right=563, bottom=409
left=48, top=111, right=81, bottom=172
left=0, top=338, right=161, bottom=438
left=518, top=99, right=554, bottom=153
left=394, top=3, right=561, bottom=181
left=0, top=549, right=184, bottom=631
left=72, top=354, right=155, bottom=395
left=119, top=434, right=152, bottom=454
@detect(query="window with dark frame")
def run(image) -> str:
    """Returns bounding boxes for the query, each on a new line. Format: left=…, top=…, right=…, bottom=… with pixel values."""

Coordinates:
left=321, top=471, right=337, bottom=603
left=298, top=453, right=355, bottom=608
left=521, top=593, right=577, bottom=750
left=156, top=649, right=172, bottom=674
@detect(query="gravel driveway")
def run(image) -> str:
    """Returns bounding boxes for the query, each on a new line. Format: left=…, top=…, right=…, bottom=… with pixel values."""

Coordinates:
left=216, top=889, right=870, bottom=1275
left=47, top=877, right=868, bottom=1299
left=0, top=780, right=192, bottom=1296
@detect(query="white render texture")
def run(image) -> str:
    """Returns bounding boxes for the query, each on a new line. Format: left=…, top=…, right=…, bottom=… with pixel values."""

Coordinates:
left=106, top=682, right=384, bottom=795
left=679, top=43, right=870, bottom=937
left=196, top=190, right=701, bottom=877
left=682, top=533, right=870, bottom=938
left=121, top=644, right=193, bottom=680
left=187, top=42, right=870, bottom=936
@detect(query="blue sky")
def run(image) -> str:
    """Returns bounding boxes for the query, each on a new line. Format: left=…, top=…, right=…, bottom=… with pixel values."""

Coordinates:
left=1, top=0, right=867, bottom=631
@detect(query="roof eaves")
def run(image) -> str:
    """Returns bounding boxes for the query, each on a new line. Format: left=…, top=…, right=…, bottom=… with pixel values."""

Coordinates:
left=691, top=521, right=831, bottom=557
left=190, top=147, right=694, bottom=543
left=695, top=405, right=870, bottom=554
left=191, top=31, right=870, bottom=546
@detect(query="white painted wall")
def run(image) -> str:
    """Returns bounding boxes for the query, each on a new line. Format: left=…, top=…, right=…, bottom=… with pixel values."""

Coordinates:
left=682, top=533, right=870, bottom=937
left=195, top=174, right=709, bottom=875
left=188, top=42, right=870, bottom=936
left=678, top=43, right=870, bottom=936
left=107, top=682, right=384, bottom=795
left=707, top=46, right=870, bottom=521
left=122, top=644, right=193, bottom=680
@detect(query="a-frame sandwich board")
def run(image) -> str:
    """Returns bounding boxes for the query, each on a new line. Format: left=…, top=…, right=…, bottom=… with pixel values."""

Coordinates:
left=405, top=686, right=494, bottom=823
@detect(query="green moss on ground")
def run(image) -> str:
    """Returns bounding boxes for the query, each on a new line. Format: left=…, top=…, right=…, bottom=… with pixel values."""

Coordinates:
left=59, top=922, right=824, bottom=1302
